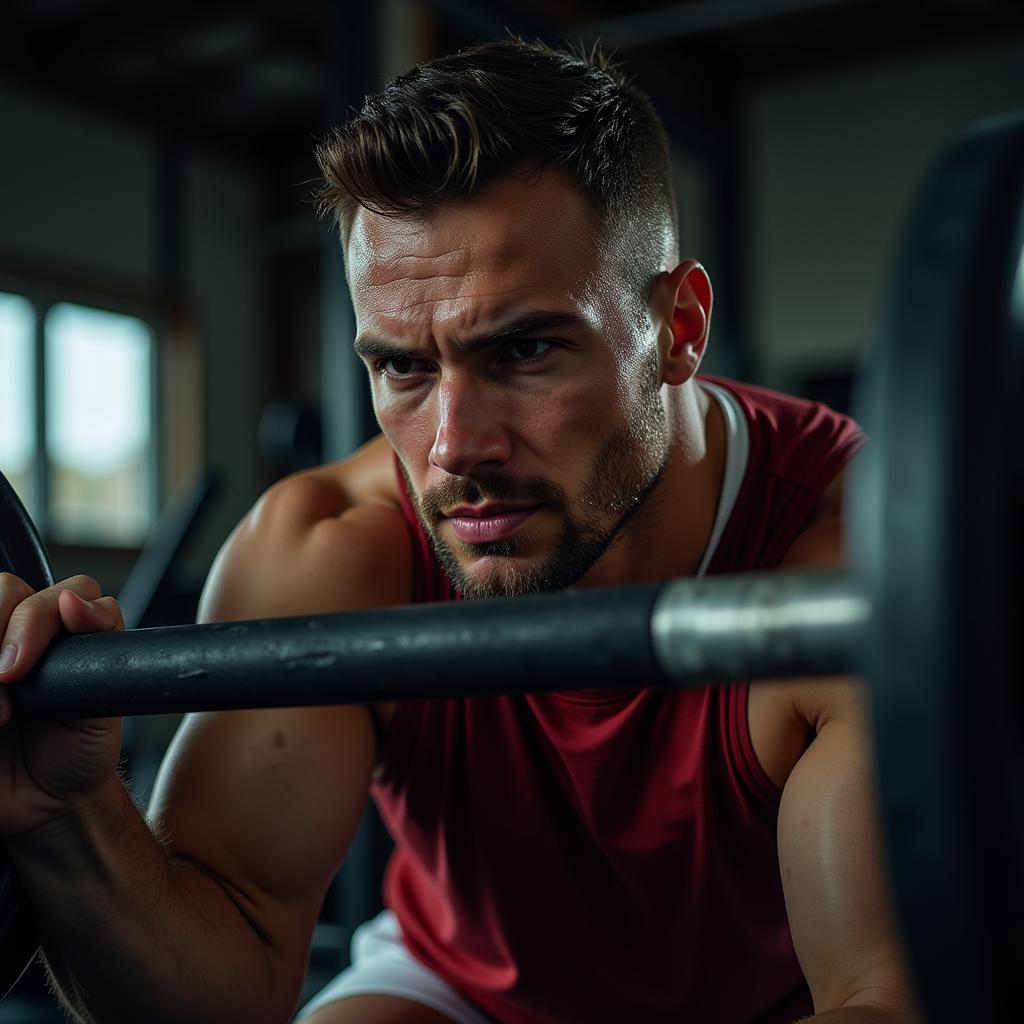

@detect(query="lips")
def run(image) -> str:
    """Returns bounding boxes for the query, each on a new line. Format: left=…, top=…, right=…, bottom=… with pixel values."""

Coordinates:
left=445, top=504, right=540, bottom=544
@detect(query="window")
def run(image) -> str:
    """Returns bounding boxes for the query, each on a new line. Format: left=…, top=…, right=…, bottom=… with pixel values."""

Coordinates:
left=0, top=293, right=36, bottom=513
left=0, top=290, right=158, bottom=547
left=46, top=303, right=156, bottom=544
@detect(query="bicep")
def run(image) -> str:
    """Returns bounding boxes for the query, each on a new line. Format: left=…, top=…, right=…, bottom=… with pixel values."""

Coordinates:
left=149, top=704, right=376, bottom=987
left=778, top=695, right=921, bottom=1017
left=777, top=473, right=921, bottom=1011
left=149, top=475, right=412, bottom=985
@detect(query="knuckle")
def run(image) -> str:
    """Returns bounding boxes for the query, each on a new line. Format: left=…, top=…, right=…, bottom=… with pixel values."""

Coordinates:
left=61, top=574, right=101, bottom=596
left=11, top=582, right=71, bottom=622
left=0, top=572, right=33, bottom=599
left=6, top=591, right=48, bottom=628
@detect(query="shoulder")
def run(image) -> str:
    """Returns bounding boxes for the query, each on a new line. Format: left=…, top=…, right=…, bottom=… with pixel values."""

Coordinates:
left=200, top=434, right=411, bottom=623
left=708, top=377, right=863, bottom=448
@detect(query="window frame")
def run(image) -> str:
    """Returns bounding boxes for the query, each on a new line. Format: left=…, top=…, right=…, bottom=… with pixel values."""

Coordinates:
left=0, top=261, right=199, bottom=552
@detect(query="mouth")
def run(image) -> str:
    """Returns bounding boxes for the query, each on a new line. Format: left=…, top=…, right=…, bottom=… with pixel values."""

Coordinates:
left=443, top=504, right=541, bottom=545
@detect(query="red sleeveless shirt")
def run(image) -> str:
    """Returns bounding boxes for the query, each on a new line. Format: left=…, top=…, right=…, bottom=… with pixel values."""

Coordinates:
left=370, top=378, right=865, bottom=1023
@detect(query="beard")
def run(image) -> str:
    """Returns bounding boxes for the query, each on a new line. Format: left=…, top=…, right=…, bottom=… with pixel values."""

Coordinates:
left=403, top=352, right=670, bottom=600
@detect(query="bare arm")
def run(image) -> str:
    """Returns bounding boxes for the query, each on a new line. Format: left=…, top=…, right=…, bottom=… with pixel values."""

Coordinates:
left=10, top=770, right=301, bottom=1024
left=779, top=685, right=921, bottom=1022
left=9, top=466, right=412, bottom=1024
left=776, top=483, right=921, bottom=1022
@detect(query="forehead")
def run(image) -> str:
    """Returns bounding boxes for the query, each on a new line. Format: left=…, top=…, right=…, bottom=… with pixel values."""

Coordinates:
left=345, top=169, right=615, bottom=340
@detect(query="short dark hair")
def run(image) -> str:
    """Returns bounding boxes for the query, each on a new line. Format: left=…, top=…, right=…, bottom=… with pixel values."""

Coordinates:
left=315, top=37, right=679, bottom=302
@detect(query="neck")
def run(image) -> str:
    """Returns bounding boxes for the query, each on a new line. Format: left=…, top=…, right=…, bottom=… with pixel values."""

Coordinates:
left=578, top=378, right=726, bottom=587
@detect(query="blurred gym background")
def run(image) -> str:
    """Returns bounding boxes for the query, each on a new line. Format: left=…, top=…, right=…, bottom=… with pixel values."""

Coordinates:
left=0, top=0, right=1022, bottom=1019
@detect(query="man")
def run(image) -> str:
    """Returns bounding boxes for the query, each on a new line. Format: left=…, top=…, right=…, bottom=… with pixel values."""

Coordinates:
left=0, top=38, right=918, bottom=1024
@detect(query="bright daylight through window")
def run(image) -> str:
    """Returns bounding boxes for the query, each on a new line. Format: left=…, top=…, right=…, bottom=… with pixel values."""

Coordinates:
left=45, top=302, right=154, bottom=545
left=0, top=293, right=36, bottom=516
left=0, top=292, right=156, bottom=547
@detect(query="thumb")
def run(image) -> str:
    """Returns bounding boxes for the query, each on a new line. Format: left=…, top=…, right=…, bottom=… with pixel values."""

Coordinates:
left=58, top=590, right=125, bottom=635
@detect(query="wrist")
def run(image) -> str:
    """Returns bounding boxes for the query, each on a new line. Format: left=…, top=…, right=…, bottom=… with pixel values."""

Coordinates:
left=6, top=771, right=129, bottom=861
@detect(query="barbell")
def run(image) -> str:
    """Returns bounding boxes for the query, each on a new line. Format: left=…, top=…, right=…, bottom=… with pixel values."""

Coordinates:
left=0, top=110, right=1021, bottom=1021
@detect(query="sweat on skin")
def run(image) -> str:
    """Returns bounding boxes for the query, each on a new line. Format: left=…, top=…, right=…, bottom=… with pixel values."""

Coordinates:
left=345, top=166, right=724, bottom=599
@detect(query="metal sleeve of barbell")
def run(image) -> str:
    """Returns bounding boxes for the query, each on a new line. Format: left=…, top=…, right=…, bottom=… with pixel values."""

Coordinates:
left=11, top=570, right=868, bottom=718
left=651, top=569, right=869, bottom=682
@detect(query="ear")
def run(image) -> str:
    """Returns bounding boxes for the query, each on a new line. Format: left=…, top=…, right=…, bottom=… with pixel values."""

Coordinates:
left=652, top=259, right=713, bottom=386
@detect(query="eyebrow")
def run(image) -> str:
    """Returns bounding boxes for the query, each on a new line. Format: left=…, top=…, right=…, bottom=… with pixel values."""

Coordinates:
left=352, top=310, right=586, bottom=361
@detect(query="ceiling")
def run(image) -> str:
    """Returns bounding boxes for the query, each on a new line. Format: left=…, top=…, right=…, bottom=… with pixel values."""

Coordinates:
left=2, top=0, right=1022, bottom=167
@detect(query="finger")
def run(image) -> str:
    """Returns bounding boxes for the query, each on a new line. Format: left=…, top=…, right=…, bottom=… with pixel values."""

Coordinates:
left=0, top=573, right=38, bottom=686
left=0, top=572, right=36, bottom=638
left=0, top=576, right=105, bottom=683
left=57, top=590, right=126, bottom=635
left=52, top=575, right=103, bottom=602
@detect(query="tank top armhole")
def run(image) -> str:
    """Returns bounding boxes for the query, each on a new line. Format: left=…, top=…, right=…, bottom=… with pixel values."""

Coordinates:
left=801, top=426, right=868, bottom=496
left=373, top=699, right=425, bottom=789
left=725, top=682, right=784, bottom=811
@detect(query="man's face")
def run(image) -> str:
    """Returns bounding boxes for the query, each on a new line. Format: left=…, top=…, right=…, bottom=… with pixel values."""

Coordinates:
left=347, top=169, right=669, bottom=598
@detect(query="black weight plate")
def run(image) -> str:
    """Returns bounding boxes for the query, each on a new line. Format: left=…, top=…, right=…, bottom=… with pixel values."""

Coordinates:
left=0, top=471, right=52, bottom=997
left=853, top=112, right=1024, bottom=1021
left=0, top=473, right=54, bottom=594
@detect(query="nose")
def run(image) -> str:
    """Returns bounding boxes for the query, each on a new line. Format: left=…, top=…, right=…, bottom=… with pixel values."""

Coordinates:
left=429, top=373, right=511, bottom=477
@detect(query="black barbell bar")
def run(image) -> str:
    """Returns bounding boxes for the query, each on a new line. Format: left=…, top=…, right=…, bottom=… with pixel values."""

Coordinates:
left=12, top=569, right=866, bottom=719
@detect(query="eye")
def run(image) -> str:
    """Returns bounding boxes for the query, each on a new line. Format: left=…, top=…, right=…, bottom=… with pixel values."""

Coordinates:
left=376, top=354, right=431, bottom=379
left=502, top=339, right=555, bottom=363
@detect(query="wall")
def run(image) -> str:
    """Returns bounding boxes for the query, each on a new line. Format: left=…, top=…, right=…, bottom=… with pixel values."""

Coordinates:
left=747, top=38, right=1024, bottom=395
left=0, top=83, right=265, bottom=594
left=183, top=157, right=263, bottom=582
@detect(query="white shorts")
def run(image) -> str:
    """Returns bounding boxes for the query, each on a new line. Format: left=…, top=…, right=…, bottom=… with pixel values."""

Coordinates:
left=296, top=910, right=494, bottom=1024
